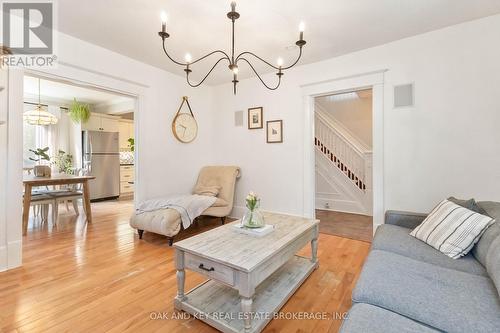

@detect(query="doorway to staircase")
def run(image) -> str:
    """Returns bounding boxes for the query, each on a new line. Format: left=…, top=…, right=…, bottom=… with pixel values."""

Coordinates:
left=314, top=89, right=373, bottom=242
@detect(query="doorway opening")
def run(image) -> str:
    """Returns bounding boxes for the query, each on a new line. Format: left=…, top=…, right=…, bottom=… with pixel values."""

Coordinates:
left=22, top=73, right=137, bottom=236
left=314, top=89, right=373, bottom=242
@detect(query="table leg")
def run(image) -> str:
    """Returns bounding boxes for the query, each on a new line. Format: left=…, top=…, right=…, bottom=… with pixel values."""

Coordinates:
left=22, top=184, right=32, bottom=236
left=82, top=180, right=92, bottom=223
left=175, top=250, right=187, bottom=307
left=241, top=297, right=253, bottom=332
left=311, top=224, right=319, bottom=265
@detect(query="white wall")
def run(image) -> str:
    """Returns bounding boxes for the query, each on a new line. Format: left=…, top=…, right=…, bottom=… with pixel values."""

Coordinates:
left=3, top=32, right=216, bottom=270
left=212, top=14, right=500, bottom=217
left=316, top=94, right=373, bottom=147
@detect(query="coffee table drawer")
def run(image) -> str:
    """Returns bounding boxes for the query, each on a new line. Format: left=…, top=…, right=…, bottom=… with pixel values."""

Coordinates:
left=185, top=253, right=235, bottom=286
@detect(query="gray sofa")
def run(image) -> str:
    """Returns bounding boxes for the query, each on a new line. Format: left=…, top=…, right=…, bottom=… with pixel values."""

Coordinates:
left=340, top=201, right=500, bottom=333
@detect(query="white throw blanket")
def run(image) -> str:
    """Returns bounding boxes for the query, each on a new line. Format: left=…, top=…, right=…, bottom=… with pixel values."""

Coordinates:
left=135, top=194, right=216, bottom=229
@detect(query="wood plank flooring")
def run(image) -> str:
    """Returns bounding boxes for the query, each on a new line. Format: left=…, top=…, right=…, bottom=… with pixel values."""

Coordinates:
left=0, top=200, right=370, bottom=333
left=316, top=210, right=373, bottom=243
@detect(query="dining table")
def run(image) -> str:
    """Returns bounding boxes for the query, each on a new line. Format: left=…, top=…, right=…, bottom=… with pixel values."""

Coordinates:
left=22, top=174, right=95, bottom=236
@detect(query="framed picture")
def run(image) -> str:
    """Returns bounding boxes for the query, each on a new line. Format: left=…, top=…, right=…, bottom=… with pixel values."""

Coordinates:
left=247, top=107, right=263, bottom=129
left=266, top=120, right=283, bottom=143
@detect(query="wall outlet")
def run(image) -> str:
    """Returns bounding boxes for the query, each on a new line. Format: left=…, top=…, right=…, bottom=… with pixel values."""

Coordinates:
left=325, top=202, right=330, bottom=209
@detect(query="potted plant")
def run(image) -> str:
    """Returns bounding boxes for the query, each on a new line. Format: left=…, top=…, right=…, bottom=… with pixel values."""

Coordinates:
left=127, top=138, right=135, bottom=152
left=241, top=192, right=265, bottom=228
left=29, top=147, right=51, bottom=177
left=68, top=98, right=91, bottom=124
left=52, top=150, right=73, bottom=173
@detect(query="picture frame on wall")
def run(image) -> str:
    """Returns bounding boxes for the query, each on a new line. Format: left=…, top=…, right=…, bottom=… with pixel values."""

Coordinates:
left=266, top=120, right=283, bottom=143
left=247, top=107, right=263, bottom=129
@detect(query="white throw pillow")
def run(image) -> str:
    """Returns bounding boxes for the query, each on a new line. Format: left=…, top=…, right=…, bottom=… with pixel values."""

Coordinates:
left=193, top=185, right=221, bottom=197
left=410, top=199, right=495, bottom=259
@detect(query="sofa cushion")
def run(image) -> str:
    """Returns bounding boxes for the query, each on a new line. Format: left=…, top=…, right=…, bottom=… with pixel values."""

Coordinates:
left=340, top=303, right=440, bottom=333
left=473, top=222, right=500, bottom=267
left=473, top=201, right=500, bottom=266
left=373, top=224, right=487, bottom=276
left=353, top=250, right=500, bottom=333
left=410, top=199, right=494, bottom=259
left=486, top=236, right=500, bottom=297
left=448, top=196, right=487, bottom=215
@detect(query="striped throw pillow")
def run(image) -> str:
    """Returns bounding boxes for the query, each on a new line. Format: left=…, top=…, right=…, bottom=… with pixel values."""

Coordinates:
left=410, top=199, right=495, bottom=259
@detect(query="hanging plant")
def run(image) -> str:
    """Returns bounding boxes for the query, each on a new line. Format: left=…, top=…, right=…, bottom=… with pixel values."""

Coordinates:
left=69, top=98, right=91, bottom=124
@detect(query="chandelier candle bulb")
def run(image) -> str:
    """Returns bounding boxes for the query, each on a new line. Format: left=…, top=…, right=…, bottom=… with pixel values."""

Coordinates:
left=277, top=58, right=284, bottom=67
left=161, top=12, right=167, bottom=33
left=184, top=53, right=192, bottom=64
left=299, top=21, right=305, bottom=40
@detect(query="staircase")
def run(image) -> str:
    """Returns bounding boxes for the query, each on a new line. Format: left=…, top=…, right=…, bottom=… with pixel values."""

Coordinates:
left=315, top=108, right=373, bottom=215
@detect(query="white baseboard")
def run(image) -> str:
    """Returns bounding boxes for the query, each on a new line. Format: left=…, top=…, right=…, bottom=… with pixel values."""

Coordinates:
left=0, top=240, right=22, bottom=272
left=7, top=240, right=22, bottom=269
left=229, top=205, right=245, bottom=219
left=0, top=245, right=6, bottom=272
left=315, top=197, right=368, bottom=216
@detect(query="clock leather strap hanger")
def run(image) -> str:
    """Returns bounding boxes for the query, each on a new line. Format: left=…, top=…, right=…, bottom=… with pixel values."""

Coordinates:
left=176, top=96, right=195, bottom=118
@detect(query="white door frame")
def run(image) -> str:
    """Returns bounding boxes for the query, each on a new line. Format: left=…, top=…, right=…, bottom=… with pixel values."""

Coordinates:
left=301, top=70, right=386, bottom=229
left=5, top=63, right=147, bottom=270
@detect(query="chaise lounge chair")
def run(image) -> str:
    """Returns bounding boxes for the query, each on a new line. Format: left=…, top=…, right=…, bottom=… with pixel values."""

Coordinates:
left=129, top=166, right=240, bottom=245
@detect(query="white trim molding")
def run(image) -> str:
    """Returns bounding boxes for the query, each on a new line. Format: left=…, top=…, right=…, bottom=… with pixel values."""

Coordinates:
left=301, top=70, right=386, bottom=229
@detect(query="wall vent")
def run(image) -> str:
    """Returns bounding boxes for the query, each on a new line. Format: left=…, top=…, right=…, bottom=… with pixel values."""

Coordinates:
left=234, top=110, right=243, bottom=127
left=394, top=83, right=414, bottom=108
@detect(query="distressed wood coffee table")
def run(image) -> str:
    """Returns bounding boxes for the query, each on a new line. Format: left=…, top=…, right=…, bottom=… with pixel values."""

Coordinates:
left=174, top=212, right=319, bottom=333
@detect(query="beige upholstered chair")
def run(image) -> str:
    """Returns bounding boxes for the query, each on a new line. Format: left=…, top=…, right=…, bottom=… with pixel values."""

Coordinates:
left=130, top=165, right=240, bottom=245
left=194, top=166, right=241, bottom=223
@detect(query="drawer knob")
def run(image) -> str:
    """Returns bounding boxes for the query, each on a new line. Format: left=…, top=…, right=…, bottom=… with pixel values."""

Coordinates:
left=198, top=263, right=215, bottom=272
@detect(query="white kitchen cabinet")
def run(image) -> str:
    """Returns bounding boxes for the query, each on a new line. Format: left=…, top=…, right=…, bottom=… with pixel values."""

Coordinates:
left=82, top=114, right=120, bottom=132
left=82, top=115, right=101, bottom=131
left=118, top=119, right=134, bottom=150
left=120, top=165, right=134, bottom=194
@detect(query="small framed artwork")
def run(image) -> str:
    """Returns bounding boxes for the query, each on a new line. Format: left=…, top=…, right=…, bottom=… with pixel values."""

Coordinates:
left=266, top=120, right=283, bottom=143
left=247, top=107, right=263, bottom=129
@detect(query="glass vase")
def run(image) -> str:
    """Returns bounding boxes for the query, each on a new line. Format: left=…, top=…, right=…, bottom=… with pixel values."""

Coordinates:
left=241, top=200, right=265, bottom=228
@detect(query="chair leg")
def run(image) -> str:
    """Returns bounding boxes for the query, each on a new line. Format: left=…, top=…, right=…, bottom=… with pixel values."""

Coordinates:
left=52, top=202, right=58, bottom=227
left=221, top=216, right=226, bottom=225
left=43, top=204, right=49, bottom=223
left=65, top=200, right=70, bottom=211
left=138, top=229, right=144, bottom=239
left=167, top=237, right=174, bottom=246
left=72, top=200, right=79, bottom=215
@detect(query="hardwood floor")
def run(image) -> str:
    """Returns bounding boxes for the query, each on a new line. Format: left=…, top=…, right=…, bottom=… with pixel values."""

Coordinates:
left=0, top=200, right=370, bottom=333
left=316, top=210, right=373, bottom=243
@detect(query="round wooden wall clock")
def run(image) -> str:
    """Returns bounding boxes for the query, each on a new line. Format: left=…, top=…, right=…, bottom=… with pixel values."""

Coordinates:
left=172, top=96, right=198, bottom=143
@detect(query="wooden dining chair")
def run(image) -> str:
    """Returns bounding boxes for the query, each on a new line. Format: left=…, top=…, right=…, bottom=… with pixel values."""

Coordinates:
left=48, top=168, right=88, bottom=226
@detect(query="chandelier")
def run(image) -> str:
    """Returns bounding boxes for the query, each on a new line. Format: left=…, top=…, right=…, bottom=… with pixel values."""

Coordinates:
left=157, top=1, right=306, bottom=94
left=23, top=78, right=58, bottom=126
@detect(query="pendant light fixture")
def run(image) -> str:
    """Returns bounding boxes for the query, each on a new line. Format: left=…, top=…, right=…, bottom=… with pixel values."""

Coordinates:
left=23, top=78, right=58, bottom=126
left=157, top=1, right=307, bottom=94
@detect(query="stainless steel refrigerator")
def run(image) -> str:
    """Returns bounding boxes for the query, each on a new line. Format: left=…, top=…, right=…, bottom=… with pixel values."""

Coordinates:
left=82, top=131, right=120, bottom=201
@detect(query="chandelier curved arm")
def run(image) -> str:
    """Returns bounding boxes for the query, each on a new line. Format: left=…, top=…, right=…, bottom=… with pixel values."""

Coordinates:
left=186, top=57, right=230, bottom=88
left=238, top=58, right=282, bottom=90
left=235, top=46, right=303, bottom=71
left=162, top=40, right=230, bottom=66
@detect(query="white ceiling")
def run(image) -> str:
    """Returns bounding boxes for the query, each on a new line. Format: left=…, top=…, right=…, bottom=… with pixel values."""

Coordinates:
left=24, top=76, right=132, bottom=109
left=57, top=0, right=500, bottom=85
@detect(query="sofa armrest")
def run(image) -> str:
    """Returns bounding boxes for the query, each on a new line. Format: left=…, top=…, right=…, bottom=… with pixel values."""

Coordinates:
left=385, top=210, right=427, bottom=230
